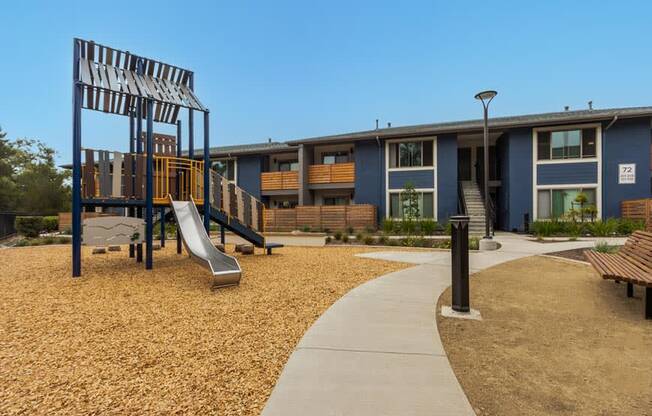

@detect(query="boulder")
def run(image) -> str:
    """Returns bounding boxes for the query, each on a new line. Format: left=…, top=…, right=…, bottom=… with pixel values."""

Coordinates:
left=108, top=245, right=121, bottom=252
left=240, top=244, right=254, bottom=255
left=92, top=247, right=106, bottom=254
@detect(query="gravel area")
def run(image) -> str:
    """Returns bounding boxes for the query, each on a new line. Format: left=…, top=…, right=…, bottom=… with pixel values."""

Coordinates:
left=437, top=256, right=652, bottom=416
left=0, top=244, right=408, bottom=415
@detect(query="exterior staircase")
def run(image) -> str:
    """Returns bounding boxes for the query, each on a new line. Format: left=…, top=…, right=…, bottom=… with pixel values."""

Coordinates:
left=461, top=182, right=489, bottom=236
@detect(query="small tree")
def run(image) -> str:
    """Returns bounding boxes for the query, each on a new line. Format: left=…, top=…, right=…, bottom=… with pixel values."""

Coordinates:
left=574, top=192, right=588, bottom=222
left=400, top=181, right=420, bottom=221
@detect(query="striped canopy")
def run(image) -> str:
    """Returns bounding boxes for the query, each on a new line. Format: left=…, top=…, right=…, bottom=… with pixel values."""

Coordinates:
left=75, top=38, right=207, bottom=124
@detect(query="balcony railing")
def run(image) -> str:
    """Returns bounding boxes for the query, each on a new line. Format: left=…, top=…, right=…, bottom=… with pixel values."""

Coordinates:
left=260, top=171, right=299, bottom=191
left=308, top=162, right=355, bottom=184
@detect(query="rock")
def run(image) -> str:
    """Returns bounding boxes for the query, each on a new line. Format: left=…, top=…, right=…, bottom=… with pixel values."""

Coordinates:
left=235, top=244, right=244, bottom=253
left=108, top=245, right=121, bottom=252
left=240, top=244, right=254, bottom=255
left=153, top=243, right=161, bottom=251
left=214, top=243, right=225, bottom=253
left=92, top=247, right=106, bottom=254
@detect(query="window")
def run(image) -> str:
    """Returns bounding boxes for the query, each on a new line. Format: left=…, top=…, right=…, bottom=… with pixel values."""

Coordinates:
left=537, top=188, right=596, bottom=219
left=389, top=192, right=434, bottom=219
left=323, top=196, right=350, bottom=206
left=212, top=159, right=235, bottom=181
left=322, top=152, right=350, bottom=165
left=273, top=199, right=297, bottom=209
left=537, top=128, right=597, bottom=160
left=278, top=160, right=299, bottom=171
left=389, top=140, right=434, bottom=168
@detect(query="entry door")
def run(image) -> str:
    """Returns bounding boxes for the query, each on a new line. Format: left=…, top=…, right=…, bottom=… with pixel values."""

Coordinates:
left=458, top=148, right=472, bottom=181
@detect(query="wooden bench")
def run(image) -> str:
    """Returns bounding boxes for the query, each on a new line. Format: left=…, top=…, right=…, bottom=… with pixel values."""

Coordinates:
left=584, top=230, right=652, bottom=319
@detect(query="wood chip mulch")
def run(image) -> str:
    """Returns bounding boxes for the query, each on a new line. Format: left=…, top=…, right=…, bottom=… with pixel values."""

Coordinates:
left=0, top=244, right=408, bottom=415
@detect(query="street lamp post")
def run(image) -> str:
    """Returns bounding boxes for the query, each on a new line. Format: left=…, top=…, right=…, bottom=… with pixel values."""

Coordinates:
left=474, top=90, right=497, bottom=240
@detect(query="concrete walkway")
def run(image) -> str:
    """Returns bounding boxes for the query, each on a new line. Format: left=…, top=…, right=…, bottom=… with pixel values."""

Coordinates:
left=262, top=233, right=625, bottom=416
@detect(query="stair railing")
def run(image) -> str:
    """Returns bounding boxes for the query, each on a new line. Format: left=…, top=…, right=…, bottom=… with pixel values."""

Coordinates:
left=475, top=169, right=496, bottom=236
left=457, top=181, right=467, bottom=215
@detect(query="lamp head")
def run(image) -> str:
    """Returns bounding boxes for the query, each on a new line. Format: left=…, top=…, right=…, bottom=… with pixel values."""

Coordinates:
left=474, top=90, right=497, bottom=103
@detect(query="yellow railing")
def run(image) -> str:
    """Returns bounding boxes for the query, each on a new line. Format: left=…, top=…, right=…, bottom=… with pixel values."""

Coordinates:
left=153, top=156, right=204, bottom=204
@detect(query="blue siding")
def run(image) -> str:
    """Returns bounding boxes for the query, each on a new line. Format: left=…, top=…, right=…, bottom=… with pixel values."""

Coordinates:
left=501, top=128, right=533, bottom=231
left=388, top=169, right=435, bottom=189
left=537, top=162, right=598, bottom=185
left=602, top=117, right=651, bottom=217
left=436, top=134, right=458, bottom=222
left=354, top=140, right=384, bottom=220
left=236, top=155, right=262, bottom=199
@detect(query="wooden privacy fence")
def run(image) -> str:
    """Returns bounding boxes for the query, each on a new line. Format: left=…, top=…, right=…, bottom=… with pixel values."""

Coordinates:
left=264, top=204, right=377, bottom=232
left=308, top=162, right=355, bottom=184
left=621, top=198, right=652, bottom=231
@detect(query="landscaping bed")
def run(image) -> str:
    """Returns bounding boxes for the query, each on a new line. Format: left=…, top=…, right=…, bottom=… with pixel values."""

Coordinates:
left=0, top=245, right=408, bottom=415
left=437, top=256, right=651, bottom=416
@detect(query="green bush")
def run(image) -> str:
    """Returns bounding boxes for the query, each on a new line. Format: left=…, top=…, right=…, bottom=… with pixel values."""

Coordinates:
left=419, top=219, right=437, bottom=235
left=42, top=216, right=59, bottom=232
left=363, top=235, right=375, bottom=245
left=325, top=236, right=332, bottom=244
left=616, top=218, right=645, bottom=235
left=301, top=225, right=311, bottom=232
left=347, top=226, right=354, bottom=235
left=334, top=231, right=343, bottom=241
left=594, top=240, right=619, bottom=253
left=15, top=216, right=44, bottom=238
left=444, top=222, right=452, bottom=236
left=401, top=219, right=416, bottom=234
left=342, top=234, right=349, bottom=243
left=355, top=232, right=364, bottom=241
left=382, top=218, right=395, bottom=234
left=588, top=219, right=618, bottom=237
left=378, top=235, right=389, bottom=245
left=469, top=237, right=480, bottom=250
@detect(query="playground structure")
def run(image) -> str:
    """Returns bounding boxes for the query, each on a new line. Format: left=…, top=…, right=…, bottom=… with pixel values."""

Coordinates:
left=71, top=38, right=278, bottom=281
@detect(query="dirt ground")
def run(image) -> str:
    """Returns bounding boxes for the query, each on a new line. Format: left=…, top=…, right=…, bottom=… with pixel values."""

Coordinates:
left=0, top=244, right=408, bottom=416
left=545, top=247, right=591, bottom=262
left=437, top=256, right=652, bottom=416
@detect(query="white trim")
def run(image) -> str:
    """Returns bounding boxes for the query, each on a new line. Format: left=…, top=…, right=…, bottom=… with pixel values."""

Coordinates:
left=532, top=123, right=602, bottom=220
left=384, top=137, right=437, bottom=221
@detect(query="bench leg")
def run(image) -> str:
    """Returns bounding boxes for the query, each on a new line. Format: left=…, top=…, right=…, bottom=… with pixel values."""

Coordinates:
left=266, top=247, right=272, bottom=255
left=646, top=287, right=652, bottom=320
left=627, top=282, right=634, bottom=298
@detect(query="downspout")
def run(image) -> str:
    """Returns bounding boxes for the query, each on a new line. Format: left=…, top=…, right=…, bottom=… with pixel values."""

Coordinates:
left=376, top=135, right=382, bottom=223
left=602, top=115, right=618, bottom=219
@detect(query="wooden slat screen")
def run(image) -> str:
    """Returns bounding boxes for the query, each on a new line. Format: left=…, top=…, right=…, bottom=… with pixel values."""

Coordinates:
left=264, top=205, right=376, bottom=232
left=260, top=171, right=299, bottom=191
left=308, top=162, right=355, bottom=184
left=622, top=198, right=652, bottom=232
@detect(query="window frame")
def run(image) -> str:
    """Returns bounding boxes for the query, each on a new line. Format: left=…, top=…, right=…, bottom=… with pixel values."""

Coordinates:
left=211, top=158, right=237, bottom=182
left=388, top=139, right=434, bottom=169
left=388, top=190, right=435, bottom=219
left=536, top=187, right=597, bottom=220
left=536, top=127, right=598, bottom=161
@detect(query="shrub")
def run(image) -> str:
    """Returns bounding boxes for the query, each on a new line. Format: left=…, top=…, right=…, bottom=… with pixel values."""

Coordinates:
left=469, top=237, right=480, bottom=250
left=63, top=227, right=72, bottom=235
left=365, top=226, right=376, bottom=234
left=347, top=226, right=354, bottom=235
left=588, top=219, right=618, bottom=237
left=616, top=218, right=645, bottom=235
left=342, top=234, right=349, bottom=243
left=531, top=219, right=563, bottom=237
left=388, top=238, right=399, bottom=246
left=325, top=236, right=332, bottom=244
left=378, top=235, right=389, bottom=245
left=42, top=216, right=59, bottom=232
left=419, top=219, right=437, bottom=235
left=15, top=216, right=44, bottom=238
left=355, top=232, right=364, bottom=241
left=594, top=240, right=619, bottom=253
left=444, top=222, right=452, bottom=236
left=363, top=235, right=375, bottom=245
left=334, top=231, right=343, bottom=241
left=301, top=225, right=311, bottom=232
left=382, top=218, right=395, bottom=234
left=401, top=219, right=416, bottom=235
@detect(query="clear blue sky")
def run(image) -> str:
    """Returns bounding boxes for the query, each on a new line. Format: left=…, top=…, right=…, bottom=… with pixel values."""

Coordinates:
left=1, top=0, right=651, bottom=165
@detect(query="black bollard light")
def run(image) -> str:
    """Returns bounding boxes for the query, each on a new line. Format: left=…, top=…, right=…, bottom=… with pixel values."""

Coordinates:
left=450, top=215, right=470, bottom=313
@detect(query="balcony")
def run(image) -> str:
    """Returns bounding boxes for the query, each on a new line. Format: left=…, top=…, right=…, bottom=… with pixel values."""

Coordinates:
left=308, top=162, right=355, bottom=185
left=260, top=171, right=299, bottom=191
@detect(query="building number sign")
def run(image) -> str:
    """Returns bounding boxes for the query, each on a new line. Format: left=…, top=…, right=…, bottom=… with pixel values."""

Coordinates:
left=618, top=163, right=636, bottom=184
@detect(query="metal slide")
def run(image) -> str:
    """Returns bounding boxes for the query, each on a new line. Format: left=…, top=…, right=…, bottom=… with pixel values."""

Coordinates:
left=169, top=196, right=242, bottom=288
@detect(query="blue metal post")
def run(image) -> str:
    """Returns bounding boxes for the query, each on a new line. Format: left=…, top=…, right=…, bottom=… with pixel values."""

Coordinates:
left=203, top=111, right=211, bottom=233
left=135, top=60, right=144, bottom=263
left=145, top=99, right=154, bottom=270
left=160, top=206, right=166, bottom=247
left=176, top=119, right=183, bottom=254
left=128, top=111, right=135, bottom=258
left=72, top=39, right=82, bottom=277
